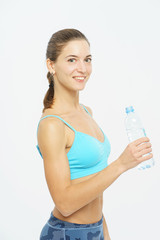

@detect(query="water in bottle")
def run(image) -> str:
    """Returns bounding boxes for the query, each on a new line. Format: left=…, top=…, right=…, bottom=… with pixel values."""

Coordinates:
left=124, top=106, right=154, bottom=170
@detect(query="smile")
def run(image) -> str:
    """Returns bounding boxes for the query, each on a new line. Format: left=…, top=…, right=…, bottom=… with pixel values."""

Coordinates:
left=73, top=76, right=86, bottom=81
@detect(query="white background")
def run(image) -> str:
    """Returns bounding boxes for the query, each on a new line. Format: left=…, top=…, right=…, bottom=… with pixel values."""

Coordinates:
left=0, top=0, right=160, bottom=239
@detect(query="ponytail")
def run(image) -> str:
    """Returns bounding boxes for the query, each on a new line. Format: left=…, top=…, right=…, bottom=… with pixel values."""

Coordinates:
left=42, top=72, right=55, bottom=113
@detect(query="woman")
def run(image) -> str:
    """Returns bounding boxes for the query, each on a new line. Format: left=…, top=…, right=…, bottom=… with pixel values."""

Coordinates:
left=36, top=28, right=153, bottom=240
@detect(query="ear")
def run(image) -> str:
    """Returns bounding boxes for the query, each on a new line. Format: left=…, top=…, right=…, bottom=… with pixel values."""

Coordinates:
left=46, top=58, right=55, bottom=74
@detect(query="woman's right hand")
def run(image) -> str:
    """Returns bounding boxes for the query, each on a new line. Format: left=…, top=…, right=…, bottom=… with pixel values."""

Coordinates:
left=118, top=137, right=153, bottom=172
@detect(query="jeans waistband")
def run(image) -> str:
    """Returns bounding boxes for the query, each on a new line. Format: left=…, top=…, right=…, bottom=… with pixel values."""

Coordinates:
left=48, top=211, right=103, bottom=229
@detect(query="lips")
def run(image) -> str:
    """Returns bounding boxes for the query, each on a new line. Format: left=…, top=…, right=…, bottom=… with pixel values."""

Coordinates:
left=73, top=76, right=86, bottom=82
left=73, top=76, right=86, bottom=78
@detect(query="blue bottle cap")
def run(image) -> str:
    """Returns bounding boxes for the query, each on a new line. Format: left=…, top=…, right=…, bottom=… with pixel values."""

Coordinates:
left=125, top=106, right=134, bottom=114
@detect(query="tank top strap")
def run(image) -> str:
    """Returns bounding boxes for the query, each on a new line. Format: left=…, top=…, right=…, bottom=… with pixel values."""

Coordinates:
left=80, top=104, right=92, bottom=117
left=36, top=115, right=76, bottom=136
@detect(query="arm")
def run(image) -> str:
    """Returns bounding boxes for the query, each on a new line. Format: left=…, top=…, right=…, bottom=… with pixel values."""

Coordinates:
left=37, top=107, right=124, bottom=217
left=38, top=106, right=151, bottom=218
left=65, top=160, right=123, bottom=216
left=103, top=213, right=111, bottom=240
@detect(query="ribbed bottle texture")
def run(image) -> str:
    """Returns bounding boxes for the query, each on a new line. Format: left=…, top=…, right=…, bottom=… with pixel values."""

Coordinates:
left=125, top=106, right=155, bottom=170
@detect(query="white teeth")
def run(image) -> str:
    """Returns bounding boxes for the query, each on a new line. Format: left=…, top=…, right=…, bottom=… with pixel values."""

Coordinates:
left=74, top=77, right=85, bottom=80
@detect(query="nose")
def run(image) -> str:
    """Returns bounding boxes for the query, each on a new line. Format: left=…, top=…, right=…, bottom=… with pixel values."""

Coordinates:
left=76, top=60, right=87, bottom=73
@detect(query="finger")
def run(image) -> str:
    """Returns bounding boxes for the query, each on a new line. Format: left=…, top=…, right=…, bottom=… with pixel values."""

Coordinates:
left=133, top=137, right=150, bottom=146
left=136, top=147, right=152, bottom=157
left=137, top=142, right=151, bottom=151
left=138, top=153, right=153, bottom=162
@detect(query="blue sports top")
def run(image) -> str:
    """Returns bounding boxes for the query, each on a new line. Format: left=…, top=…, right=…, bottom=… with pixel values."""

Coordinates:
left=36, top=104, right=111, bottom=180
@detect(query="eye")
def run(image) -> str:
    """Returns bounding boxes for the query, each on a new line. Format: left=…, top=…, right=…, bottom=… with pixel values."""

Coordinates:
left=68, top=58, right=76, bottom=62
left=85, top=58, right=92, bottom=62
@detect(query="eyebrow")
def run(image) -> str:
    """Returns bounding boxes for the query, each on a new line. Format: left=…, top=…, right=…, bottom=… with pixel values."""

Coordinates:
left=65, top=54, right=92, bottom=58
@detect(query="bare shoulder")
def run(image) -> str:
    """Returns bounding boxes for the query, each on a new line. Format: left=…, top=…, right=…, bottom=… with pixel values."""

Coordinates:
left=37, top=116, right=67, bottom=158
left=82, top=104, right=93, bottom=117
left=37, top=116, right=66, bottom=138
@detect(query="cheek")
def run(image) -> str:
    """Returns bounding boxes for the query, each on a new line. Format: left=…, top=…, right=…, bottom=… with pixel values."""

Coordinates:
left=62, top=64, right=75, bottom=74
left=87, top=65, right=92, bottom=74
left=56, top=65, right=74, bottom=82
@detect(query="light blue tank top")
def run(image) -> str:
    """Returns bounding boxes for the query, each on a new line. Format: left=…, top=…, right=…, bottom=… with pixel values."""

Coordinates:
left=36, top=104, right=111, bottom=180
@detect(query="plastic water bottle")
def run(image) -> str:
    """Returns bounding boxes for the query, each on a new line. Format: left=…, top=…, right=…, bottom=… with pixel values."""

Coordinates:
left=124, top=106, right=154, bottom=170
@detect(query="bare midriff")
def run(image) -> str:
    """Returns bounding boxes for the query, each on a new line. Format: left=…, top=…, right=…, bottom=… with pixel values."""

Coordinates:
left=52, top=171, right=103, bottom=224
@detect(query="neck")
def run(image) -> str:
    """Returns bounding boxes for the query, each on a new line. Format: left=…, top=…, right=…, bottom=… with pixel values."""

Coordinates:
left=51, top=86, right=82, bottom=112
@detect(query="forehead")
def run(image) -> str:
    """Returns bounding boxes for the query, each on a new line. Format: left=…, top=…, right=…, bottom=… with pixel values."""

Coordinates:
left=61, top=40, right=90, bottom=56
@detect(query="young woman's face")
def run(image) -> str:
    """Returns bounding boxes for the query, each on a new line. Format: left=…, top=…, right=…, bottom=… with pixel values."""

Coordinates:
left=52, top=40, right=92, bottom=91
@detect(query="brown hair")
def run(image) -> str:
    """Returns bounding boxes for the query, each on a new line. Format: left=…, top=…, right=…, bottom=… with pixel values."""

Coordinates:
left=42, top=28, right=90, bottom=113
